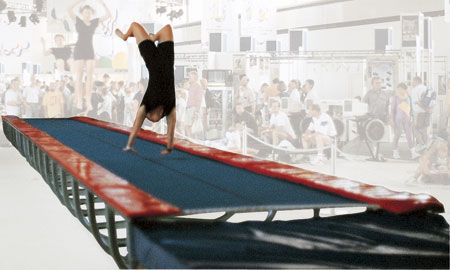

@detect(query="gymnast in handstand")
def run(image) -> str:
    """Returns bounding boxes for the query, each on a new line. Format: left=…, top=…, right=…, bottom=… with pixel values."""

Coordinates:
left=115, top=23, right=176, bottom=155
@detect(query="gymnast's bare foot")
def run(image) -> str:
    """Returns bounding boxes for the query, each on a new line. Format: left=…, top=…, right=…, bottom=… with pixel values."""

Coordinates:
left=115, top=29, right=126, bottom=41
left=122, top=146, right=137, bottom=153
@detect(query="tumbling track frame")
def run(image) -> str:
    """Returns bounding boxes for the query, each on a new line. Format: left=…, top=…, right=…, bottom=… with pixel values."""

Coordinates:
left=2, top=116, right=445, bottom=268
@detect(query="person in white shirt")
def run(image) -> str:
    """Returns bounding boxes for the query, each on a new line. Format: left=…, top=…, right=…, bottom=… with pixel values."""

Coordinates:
left=5, top=78, right=24, bottom=117
left=98, top=86, right=116, bottom=121
left=263, top=98, right=296, bottom=146
left=236, top=74, right=256, bottom=114
left=22, top=76, right=41, bottom=117
left=123, top=83, right=136, bottom=126
left=302, top=104, right=337, bottom=164
left=410, top=76, right=431, bottom=149
left=175, top=88, right=187, bottom=136
left=301, top=79, right=319, bottom=110
left=287, top=80, right=301, bottom=113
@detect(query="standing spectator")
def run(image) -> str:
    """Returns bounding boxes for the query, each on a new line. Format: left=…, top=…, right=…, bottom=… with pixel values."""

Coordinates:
left=42, top=82, right=64, bottom=118
left=103, top=73, right=111, bottom=88
left=175, top=89, right=187, bottom=135
left=301, top=79, right=319, bottom=109
left=256, top=83, right=268, bottom=111
left=278, top=81, right=288, bottom=98
left=264, top=78, right=280, bottom=102
left=410, top=76, right=430, bottom=150
left=263, top=98, right=296, bottom=146
left=236, top=74, right=256, bottom=114
left=23, top=76, right=41, bottom=117
left=362, top=77, right=390, bottom=154
left=390, top=83, right=419, bottom=159
left=287, top=80, right=301, bottom=113
left=363, top=77, right=390, bottom=121
left=302, top=104, right=337, bottom=165
left=287, top=79, right=302, bottom=138
left=5, top=78, right=23, bottom=117
left=98, top=86, right=115, bottom=121
left=123, top=84, right=135, bottom=126
left=185, top=71, right=203, bottom=137
left=200, top=78, right=209, bottom=133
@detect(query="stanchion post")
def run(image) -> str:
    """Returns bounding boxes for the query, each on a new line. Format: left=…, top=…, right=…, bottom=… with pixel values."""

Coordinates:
left=242, top=125, right=248, bottom=155
left=332, top=136, right=337, bottom=176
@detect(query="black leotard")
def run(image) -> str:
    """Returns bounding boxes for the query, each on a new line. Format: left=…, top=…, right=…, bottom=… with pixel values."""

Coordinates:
left=73, top=16, right=99, bottom=60
left=137, top=39, right=175, bottom=117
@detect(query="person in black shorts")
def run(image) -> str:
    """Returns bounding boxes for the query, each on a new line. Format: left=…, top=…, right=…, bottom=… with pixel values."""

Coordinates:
left=41, top=35, right=73, bottom=76
left=68, top=0, right=111, bottom=114
left=115, top=23, right=176, bottom=155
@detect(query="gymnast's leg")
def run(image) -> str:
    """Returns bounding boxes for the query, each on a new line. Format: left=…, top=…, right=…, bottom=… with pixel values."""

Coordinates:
left=115, top=23, right=173, bottom=44
left=123, top=105, right=147, bottom=153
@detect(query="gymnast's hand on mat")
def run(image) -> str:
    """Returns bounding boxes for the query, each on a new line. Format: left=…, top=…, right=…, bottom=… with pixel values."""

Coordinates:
left=122, top=146, right=137, bottom=154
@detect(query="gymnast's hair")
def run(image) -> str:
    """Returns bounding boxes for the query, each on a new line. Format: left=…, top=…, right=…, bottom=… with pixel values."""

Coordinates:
left=79, top=5, right=96, bottom=14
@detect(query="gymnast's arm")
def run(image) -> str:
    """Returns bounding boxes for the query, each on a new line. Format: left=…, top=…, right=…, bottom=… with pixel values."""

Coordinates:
left=161, top=108, right=176, bottom=155
left=68, top=0, right=84, bottom=21
left=97, top=0, right=111, bottom=23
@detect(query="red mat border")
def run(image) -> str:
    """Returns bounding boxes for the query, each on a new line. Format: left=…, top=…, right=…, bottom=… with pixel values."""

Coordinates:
left=2, top=116, right=181, bottom=218
left=72, top=116, right=444, bottom=214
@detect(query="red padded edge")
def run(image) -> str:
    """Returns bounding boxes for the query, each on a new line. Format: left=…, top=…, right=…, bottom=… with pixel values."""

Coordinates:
left=72, top=116, right=445, bottom=214
left=2, top=116, right=181, bottom=218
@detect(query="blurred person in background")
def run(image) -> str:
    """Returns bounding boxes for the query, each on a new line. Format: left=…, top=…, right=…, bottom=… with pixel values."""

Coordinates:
left=236, top=74, right=256, bottom=114
left=390, top=83, right=419, bottom=159
left=287, top=79, right=302, bottom=141
left=233, top=102, right=258, bottom=135
left=175, top=88, right=187, bottom=135
left=410, top=76, right=429, bottom=151
left=98, top=85, right=115, bottom=122
left=262, top=98, right=296, bottom=146
left=41, top=35, right=73, bottom=77
left=200, top=78, right=209, bottom=134
left=4, top=77, right=23, bottom=117
left=301, top=79, right=319, bottom=110
left=185, top=71, right=203, bottom=137
left=42, top=82, right=64, bottom=118
left=23, top=76, right=41, bottom=118
left=68, top=0, right=111, bottom=115
left=256, top=83, right=268, bottom=111
left=123, top=83, right=136, bottom=126
left=413, top=130, right=449, bottom=185
left=264, top=78, right=280, bottom=102
left=302, top=104, right=337, bottom=165
left=278, top=81, right=288, bottom=98
left=363, top=77, right=390, bottom=154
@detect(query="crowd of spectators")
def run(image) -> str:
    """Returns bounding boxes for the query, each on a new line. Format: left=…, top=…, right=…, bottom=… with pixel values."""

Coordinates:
left=0, top=71, right=448, bottom=183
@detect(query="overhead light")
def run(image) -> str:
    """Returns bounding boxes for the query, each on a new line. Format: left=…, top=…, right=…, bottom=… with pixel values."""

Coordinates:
left=156, top=6, right=167, bottom=15
left=167, top=9, right=183, bottom=21
left=19, top=16, right=27, bottom=27
left=7, top=11, right=16, bottom=23
left=0, top=0, right=7, bottom=13
left=36, top=0, right=44, bottom=12
left=29, top=13, right=40, bottom=25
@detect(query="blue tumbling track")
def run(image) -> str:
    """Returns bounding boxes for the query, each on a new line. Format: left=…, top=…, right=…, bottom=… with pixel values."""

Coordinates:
left=25, top=119, right=365, bottom=213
